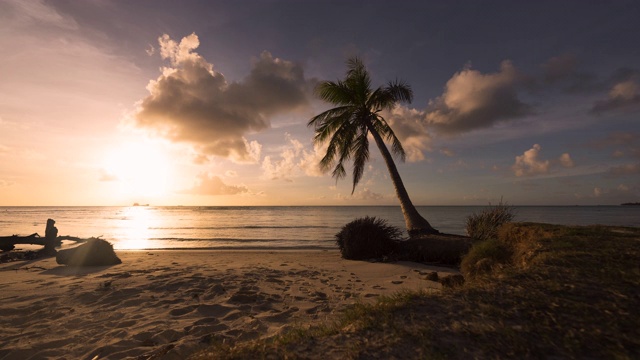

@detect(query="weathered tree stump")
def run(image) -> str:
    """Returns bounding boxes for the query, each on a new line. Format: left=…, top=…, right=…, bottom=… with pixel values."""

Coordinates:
left=42, top=219, right=59, bottom=255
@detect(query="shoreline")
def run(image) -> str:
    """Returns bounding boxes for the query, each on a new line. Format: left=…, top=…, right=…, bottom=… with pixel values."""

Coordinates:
left=0, top=250, right=456, bottom=359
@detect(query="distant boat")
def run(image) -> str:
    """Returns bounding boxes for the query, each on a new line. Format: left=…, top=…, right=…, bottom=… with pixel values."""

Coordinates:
left=132, top=203, right=149, bottom=207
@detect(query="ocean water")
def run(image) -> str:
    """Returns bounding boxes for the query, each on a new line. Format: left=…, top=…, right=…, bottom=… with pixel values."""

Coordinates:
left=1, top=206, right=638, bottom=250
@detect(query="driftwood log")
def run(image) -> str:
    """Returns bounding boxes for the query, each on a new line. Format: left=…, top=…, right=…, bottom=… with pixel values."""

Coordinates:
left=56, top=239, right=122, bottom=266
left=0, top=218, right=98, bottom=252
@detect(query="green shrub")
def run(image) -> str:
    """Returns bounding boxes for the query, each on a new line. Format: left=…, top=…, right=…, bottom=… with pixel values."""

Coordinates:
left=466, top=200, right=515, bottom=241
left=335, top=216, right=402, bottom=260
left=460, top=238, right=512, bottom=279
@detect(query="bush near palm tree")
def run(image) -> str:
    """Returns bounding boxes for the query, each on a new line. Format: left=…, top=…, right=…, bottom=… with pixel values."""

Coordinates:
left=335, top=217, right=402, bottom=260
left=308, top=57, right=438, bottom=236
left=466, top=200, right=515, bottom=241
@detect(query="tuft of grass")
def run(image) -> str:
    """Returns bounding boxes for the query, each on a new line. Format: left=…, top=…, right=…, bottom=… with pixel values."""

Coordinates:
left=466, top=200, right=515, bottom=241
left=460, top=238, right=512, bottom=279
left=189, top=223, right=640, bottom=359
left=335, top=216, right=403, bottom=260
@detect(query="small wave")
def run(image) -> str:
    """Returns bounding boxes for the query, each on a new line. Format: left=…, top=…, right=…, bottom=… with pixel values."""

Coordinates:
left=149, top=237, right=290, bottom=243
left=149, top=225, right=331, bottom=230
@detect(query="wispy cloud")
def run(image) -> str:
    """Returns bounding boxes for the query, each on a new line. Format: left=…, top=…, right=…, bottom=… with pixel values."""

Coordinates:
left=607, top=163, right=640, bottom=177
left=98, top=169, right=118, bottom=182
left=182, top=173, right=249, bottom=196
left=261, top=133, right=325, bottom=181
left=335, top=188, right=386, bottom=201
left=588, top=132, right=640, bottom=159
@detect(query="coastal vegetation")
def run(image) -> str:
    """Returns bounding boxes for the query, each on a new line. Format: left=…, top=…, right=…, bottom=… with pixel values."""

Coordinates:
left=190, top=223, right=640, bottom=359
left=465, top=199, right=515, bottom=241
left=308, top=57, right=438, bottom=235
left=335, top=216, right=402, bottom=260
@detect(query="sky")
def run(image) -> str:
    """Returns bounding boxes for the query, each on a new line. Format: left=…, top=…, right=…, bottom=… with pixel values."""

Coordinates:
left=1, top=0, right=639, bottom=206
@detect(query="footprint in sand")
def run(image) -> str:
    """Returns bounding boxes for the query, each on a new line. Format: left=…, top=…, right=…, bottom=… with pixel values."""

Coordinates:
left=169, top=305, right=196, bottom=316
left=195, top=304, right=234, bottom=319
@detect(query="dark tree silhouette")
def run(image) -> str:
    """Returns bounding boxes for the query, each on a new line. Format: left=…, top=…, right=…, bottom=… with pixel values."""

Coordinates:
left=309, top=57, right=438, bottom=235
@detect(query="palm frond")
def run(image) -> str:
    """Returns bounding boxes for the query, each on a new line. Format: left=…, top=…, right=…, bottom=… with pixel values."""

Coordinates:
left=309, top=106, right=353, bottom=145
left=332, top=162, right=347, bottom=181
left=366, top=86, right=389, bottom=112
left=386, top=79, right=413, bottom=104
left=351, top=129, right=370, bottom=193
left=375, top=116, right=406, bottom=162
left=345, top=57, right=371, bottom=106
left=315, top=81, right=353, bottom=106
left=319, top=119, right=354, bottom=171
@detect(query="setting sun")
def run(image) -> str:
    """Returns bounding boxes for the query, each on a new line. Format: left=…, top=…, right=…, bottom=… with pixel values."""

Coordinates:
left=102, top=142, right=172, bottom=198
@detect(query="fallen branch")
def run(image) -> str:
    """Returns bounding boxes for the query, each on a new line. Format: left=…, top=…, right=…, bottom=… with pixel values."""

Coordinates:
left=1, top=233, right=102, bottom=252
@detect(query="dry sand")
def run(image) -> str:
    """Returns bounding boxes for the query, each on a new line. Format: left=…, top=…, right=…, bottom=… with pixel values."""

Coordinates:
left=0, top=250, right=457, bottom=359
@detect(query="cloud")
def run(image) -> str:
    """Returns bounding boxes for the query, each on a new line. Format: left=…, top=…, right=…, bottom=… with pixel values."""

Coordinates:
left=131, top=33, right=312, bottom=163
left=98, top=169, right=118, bottom=182
left=589, top=184, right=638, bottom=201
left=558, top=153, right=574, bottom=168
left=335, top=188, right=385, bottom=201
left=608, top=163, right=640, bottom=176
left=261, top=133, right=325, bottom=181
left=540, top=53, right=599, bottom=93
left=512, top=144, right=576, bottom=177
left=591, top=72, right=640, bottom=114
left=0, top=144, right=10, bottom=155
left=542, top=53, right=577, bottom=84
left=1, top=0, right=78, bottom=29
left=511, top=144, right=550, bottom=177
left=385, top=106, right=433, bottom=162
left=588, top=132, right=640, bottom=159
left=439, top=148, right=455, bottom=157
left=425, top=61, right=532, bottom=134
left=183, top=174, right=249, bottom=195
left=590, top=131, right=640, bottom=148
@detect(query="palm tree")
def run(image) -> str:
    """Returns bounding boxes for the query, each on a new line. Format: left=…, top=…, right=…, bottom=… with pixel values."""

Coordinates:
left=308, top=57, right=439, bottom=235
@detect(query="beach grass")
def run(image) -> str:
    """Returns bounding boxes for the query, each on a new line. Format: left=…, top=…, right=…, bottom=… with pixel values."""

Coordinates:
left=190, top=223, right=640, bottom=359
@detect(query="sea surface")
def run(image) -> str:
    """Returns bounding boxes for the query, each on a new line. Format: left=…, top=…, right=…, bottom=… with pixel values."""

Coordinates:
left=1, top=206, right=639, bottom=250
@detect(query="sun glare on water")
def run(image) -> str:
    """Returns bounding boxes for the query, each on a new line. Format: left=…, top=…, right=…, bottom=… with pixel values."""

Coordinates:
left=103, top=142, right=172, bottom=198
left=117, top=206, right=156, bottom=249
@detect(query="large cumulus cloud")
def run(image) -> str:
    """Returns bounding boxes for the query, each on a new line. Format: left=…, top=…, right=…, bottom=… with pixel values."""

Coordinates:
left=132, top=33, right=312, bottom=163
left=425, top=61, right=532, bottom=134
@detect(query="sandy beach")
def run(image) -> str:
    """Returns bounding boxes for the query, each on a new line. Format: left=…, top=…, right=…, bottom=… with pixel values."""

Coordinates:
left=0, top=250, right=457, bottom=359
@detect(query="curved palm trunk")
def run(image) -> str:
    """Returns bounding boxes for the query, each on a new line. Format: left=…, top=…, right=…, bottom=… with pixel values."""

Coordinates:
left=366, top=124, right=439, bottom=236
